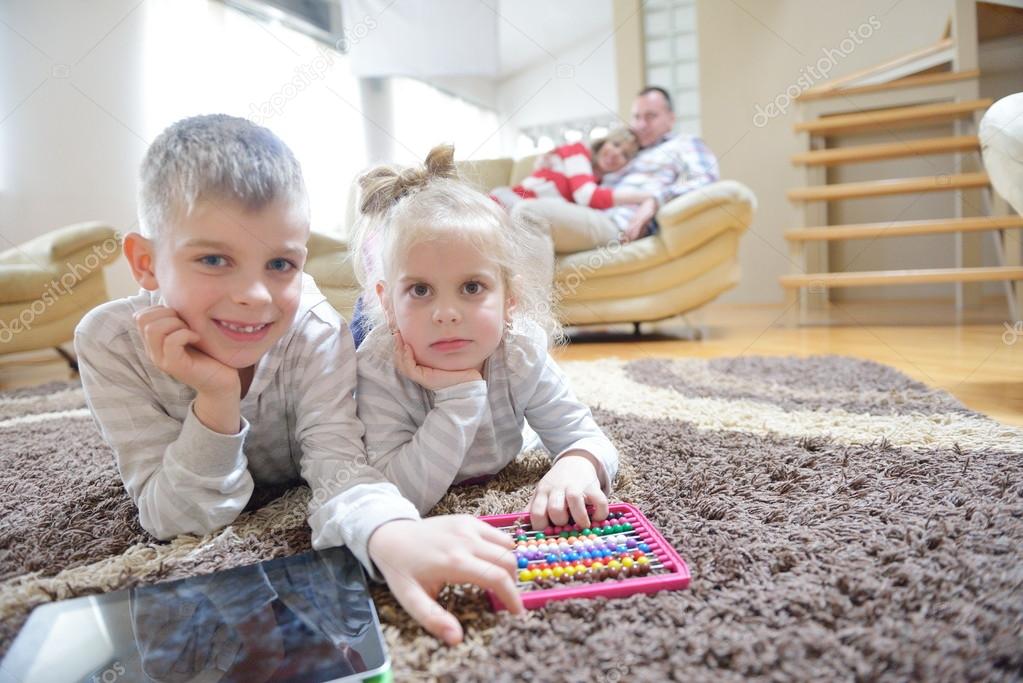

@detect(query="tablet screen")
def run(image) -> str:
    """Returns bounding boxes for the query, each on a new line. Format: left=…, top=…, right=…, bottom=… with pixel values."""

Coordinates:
left=1, top=547, right=390, bottom=683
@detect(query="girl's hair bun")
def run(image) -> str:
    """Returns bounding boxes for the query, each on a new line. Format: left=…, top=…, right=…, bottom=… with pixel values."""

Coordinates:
left=359, top=144, right=457, bottom=216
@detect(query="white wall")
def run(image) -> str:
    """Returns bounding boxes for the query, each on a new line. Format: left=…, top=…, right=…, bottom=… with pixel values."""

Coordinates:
left=496, top=2, right=619, bottom=150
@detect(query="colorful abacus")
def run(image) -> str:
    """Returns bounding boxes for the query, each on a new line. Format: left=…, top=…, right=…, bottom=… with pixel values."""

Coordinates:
left=479, top=502, right=690, bottom=611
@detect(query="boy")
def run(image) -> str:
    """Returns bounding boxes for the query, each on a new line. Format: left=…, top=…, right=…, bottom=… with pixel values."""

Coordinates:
left=75, top=115, right=522, bottom=646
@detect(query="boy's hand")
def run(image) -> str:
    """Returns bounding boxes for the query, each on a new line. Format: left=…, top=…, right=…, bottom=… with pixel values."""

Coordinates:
left=135, top=306, right=241, bottom=433
left=368, top=516, right=524, bottom=645
left=529, top=452, right=609, bottom=531
left=393, top=331, right=482, bottom=391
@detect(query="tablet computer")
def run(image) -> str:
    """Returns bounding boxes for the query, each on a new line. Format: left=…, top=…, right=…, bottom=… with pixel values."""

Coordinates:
left=1, top=546, right=391, bottom=683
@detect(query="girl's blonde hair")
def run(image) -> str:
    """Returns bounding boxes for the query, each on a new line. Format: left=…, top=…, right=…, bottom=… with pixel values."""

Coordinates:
left=351, top=144, right=562, bottom=344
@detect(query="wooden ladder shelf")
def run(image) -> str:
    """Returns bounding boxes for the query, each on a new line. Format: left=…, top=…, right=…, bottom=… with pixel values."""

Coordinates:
left=781, top=2, right=1023, bottom=324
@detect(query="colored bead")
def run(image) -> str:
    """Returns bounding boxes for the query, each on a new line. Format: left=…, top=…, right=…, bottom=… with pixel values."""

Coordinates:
left=608, top=559, right=622, bottom=570
left=637, top=555, right=650, bottom=564
left=552, top=566, right=564, bottom=578
left=535, top=532, right=545, bottom=540
left=592, top=561, right=604, bottom=570
left=519, top=569, right=533, bottom=582
left=517, top=557, right=528, bottom=569
left=626, top=538, right=638, bottom=549
left=622, top=523, right=633, bottom=532
left=559, top=531, right=569, bottom=538
left=622, top=557, right=634, bottom=567
left=638, top=543, right=651, bottom=553
left=541, top=568, right=554, bottom=579
left=583, top=558, right=594, bottom=566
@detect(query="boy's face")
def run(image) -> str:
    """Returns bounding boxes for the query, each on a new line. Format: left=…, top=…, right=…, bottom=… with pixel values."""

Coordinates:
left=147, top=198, right=309, bottom=370
left=379, top=237, right=510, bottom=374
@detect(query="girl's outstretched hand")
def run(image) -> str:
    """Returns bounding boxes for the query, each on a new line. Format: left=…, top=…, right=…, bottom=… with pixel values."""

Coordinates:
left=393, top=331, right=483, bottom=391
left=529, top=452, right=609, bottom=532
left=367, top=516, right=525, bottom=645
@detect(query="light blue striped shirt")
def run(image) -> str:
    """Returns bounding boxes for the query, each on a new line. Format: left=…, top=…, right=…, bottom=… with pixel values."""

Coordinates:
left=75, top=274, right=420, bottom=580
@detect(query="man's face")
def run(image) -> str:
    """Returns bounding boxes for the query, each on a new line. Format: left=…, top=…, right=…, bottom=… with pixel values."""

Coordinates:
left=151, top=198, right=309, bottom=370
left=630, top=91, right=676, bottom=148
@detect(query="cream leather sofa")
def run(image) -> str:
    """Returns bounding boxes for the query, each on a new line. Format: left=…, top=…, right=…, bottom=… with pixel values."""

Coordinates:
left=307, top=155, right=756, bottom=328
left=0, top=222, right=120, bottom=365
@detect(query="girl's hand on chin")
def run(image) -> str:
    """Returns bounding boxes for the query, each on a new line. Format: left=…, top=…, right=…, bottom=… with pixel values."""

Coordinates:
left=392, top=331, right=482, bottom=391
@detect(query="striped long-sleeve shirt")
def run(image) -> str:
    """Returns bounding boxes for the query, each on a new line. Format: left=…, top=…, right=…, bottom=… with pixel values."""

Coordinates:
left=602, top=132, right=720, bottom=232
left=74, top=274, right=420, bottom=580
left=493, top=142, right=614, bottom=210
left=354, top=320, right=619, bottom=513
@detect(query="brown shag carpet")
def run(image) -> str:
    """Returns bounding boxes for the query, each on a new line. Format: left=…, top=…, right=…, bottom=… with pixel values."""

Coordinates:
left=1, top=356, right=1022, bottom=682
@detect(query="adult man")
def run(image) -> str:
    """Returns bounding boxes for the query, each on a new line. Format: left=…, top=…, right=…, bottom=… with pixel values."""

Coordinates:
left=513, top=86, right=720, bottom=253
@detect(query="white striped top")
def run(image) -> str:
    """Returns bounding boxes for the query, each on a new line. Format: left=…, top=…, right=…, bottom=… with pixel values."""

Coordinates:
left=355, top=320, right=619, bottom=513
left=74, top=274, right=421, bottom=580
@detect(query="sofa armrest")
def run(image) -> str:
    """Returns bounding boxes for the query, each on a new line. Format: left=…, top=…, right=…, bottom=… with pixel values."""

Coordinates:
left=305, top=230, right=359, bottom=290
left=0, top=222, right=119, bottom=266
left=654, top=180, right=757, bottom=257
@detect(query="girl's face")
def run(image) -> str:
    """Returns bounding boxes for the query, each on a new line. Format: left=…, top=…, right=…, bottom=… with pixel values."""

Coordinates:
left=378, top=237, right=512, bottom=373
left=595, top=139, right=635, bottom=174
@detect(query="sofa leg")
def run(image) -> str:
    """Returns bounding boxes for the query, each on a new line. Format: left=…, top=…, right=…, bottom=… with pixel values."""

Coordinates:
left=633, top=322, right=641, bottom=336
left=55, top=346, right=78, bottom=373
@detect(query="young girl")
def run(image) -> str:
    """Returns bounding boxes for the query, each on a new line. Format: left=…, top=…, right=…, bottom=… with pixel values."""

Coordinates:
left=352, top=144, right=620, bottom=643
left=490, top=127, right=652, bottom=210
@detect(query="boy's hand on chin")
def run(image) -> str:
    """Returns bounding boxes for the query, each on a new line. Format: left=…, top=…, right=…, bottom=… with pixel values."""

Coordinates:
left=392, top=331, right=482, bottom=391
left=135, top=306, right=242, bottom=434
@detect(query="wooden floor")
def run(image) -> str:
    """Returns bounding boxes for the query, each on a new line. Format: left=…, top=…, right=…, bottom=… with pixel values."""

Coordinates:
left=556, top=298, right=1023, bottom=428
left=3, top=299, right=1021, bottom=427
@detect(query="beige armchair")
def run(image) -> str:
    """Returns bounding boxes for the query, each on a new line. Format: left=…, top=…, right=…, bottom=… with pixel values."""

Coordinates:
left=312, top=155, right=756, bottom=329
left=0, top=222, right=120, bottom=365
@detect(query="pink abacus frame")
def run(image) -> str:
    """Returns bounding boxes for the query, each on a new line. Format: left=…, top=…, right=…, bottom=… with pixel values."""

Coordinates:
left=479, top=502, right=691, bottom=611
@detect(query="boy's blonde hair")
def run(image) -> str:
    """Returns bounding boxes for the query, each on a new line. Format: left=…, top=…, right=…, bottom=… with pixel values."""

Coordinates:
left=137, top=114, right=308, bottom=240
left=351, top=144, right=561, bottom=343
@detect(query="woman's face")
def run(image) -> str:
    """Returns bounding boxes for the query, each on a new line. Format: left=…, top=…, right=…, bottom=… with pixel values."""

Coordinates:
left=595, top=139, right=634, bottom=174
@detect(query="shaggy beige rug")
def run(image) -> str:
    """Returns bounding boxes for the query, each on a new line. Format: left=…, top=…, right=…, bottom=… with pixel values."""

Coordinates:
left=1, top=355, right=1022, bottom=682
